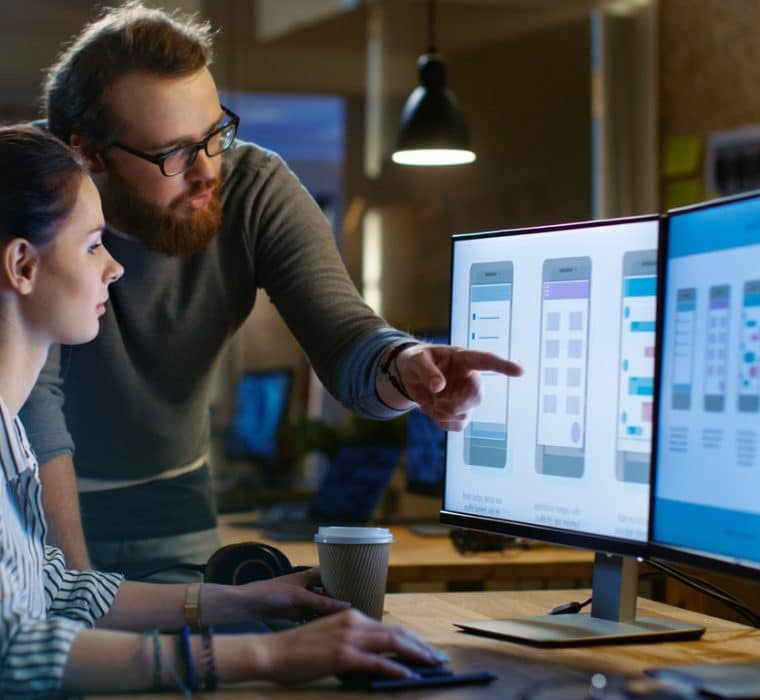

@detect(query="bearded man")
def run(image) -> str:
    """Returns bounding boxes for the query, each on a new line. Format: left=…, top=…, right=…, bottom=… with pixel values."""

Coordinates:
left=21, top=2, right=521, bottom=581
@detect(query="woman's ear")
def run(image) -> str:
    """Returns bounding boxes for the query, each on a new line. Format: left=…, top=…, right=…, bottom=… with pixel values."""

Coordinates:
left=69, top=134, right=106, bottom=174
left=3, top=238, right=39, bottom=295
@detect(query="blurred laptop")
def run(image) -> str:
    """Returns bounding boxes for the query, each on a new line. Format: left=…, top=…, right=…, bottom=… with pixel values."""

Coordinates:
left=248, top=445, right=402, bottom=541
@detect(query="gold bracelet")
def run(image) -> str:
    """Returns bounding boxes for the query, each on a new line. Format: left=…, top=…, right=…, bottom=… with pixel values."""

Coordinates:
left=183, top=582, right=202, bottom=631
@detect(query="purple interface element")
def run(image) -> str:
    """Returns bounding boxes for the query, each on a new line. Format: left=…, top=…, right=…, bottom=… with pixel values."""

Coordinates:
left=568, top=339, right=584, bottom=359
left=546, top=311, right=561, bottom=330
left=543, top=279, right=590, bottom=300
left=569, top=310, right=585, bottom=331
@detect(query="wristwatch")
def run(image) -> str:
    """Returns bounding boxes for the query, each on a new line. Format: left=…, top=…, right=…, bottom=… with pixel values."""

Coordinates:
left=184, top=582, right=202, bottom=631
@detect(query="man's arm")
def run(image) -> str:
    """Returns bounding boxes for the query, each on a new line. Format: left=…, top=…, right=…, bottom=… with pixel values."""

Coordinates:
left=40, top=454, right=91, bottom=569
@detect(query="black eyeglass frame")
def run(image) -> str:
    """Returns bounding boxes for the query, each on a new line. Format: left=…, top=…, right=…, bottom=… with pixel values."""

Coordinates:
left=109, top=105, right=240, bottom=177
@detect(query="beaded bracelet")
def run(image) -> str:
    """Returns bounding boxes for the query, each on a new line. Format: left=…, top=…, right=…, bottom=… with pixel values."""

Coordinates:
left=144, top=628, right=192, bottom=697
left=201, top=626, right=218, bottom=691
left=148, top=628, right=162, bottom=691
left=178, top=624, right=200, bottom=693
left=380, top=341, right=419, bottom=402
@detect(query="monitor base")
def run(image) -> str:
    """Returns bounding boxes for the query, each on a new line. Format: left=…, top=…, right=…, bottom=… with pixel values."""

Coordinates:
left=455, top=613, right=705, bottom=647
left=407, top=523, right=452, bottom=537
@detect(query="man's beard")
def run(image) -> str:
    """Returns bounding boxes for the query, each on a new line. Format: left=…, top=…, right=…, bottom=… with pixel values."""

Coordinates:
left=99, top=171, right=223, bottom=257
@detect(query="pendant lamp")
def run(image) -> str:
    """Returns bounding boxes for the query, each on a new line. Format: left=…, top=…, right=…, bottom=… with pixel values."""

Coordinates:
left=391, top=0, right=476, bottom=166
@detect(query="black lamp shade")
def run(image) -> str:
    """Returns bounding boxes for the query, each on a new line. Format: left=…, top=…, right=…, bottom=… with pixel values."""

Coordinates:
left=392, top=54, right=475, bottom=166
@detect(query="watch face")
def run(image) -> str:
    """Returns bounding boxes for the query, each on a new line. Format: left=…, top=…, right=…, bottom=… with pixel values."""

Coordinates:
left=184, top=581, right=202, bottom=629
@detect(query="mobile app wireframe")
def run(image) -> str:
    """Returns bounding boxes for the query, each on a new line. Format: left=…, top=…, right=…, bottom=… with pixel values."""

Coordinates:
left=704, top=284, right=731, bottom=412
left=463, top=261, right=513, bottom=467
left=671, top=287, right=697, bottom=410
left=738, top=279, right=760, bottom=413
left=616, top=250, right=657, bottom=483
left=535, top=257, right=591, bottom=478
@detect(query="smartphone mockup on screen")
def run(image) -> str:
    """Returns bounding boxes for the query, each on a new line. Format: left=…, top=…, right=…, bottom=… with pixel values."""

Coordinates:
left=616, top=250, right=657, bottom=483
left=704, top=284, right=731, bottom=413
left=535, top=257, right=591, bottom=478
left=463, top=261, right=513, bottom=468
left=738, top=279, right=760, bottom=413
left=671, top=287, right=697, bottom=410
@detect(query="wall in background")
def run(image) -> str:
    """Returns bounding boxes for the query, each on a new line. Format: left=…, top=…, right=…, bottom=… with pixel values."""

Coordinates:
left=659, top=0, right=760, bottom=205
left=342, top=18, right=592, bottom=333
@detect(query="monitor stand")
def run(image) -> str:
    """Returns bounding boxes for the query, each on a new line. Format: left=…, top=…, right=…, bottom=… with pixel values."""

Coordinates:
left=407, top=522, right=452, bottom=537
left=455, top=553, right=706, bottom=647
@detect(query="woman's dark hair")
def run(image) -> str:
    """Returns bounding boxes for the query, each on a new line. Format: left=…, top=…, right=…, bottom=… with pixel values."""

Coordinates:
left=43, top=1, right=214, bottom=148
left=0, top=124, right=87, bottom=246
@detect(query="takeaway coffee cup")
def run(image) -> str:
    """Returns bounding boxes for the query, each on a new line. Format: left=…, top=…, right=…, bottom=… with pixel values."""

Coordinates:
left=314, top=526, right=394, bottom=620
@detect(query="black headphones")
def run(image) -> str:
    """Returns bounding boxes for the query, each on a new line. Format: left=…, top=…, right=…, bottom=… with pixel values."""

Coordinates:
left=128, top=542, right=301, bottom=584
left=204, top=542, right=295, bottom=584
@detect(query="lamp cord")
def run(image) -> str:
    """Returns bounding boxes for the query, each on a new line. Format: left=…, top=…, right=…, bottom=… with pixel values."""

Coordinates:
left=427, top=0, right=437, bottom=54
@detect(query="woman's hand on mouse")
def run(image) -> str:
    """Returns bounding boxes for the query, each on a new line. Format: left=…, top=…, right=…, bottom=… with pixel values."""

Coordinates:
left=245, top=608, right=442, bottom=685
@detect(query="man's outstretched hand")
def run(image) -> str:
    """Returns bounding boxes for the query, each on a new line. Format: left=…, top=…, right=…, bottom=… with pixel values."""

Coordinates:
left=394, top=344, right=522, bottom=430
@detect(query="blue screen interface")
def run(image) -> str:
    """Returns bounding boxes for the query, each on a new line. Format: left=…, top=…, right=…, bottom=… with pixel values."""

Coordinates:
left=226, top=371, right=291, bottom=461
left=654, top=195, right=760, bottom=570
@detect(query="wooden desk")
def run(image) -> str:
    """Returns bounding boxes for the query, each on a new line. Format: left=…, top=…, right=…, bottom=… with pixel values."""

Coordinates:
left=89, top=590, right=760, bottom=699
left=218, top=513, right=596, bottom=587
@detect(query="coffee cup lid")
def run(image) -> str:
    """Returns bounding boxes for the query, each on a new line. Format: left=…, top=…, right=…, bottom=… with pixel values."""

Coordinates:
left=314, top=526, right=394, bottom=544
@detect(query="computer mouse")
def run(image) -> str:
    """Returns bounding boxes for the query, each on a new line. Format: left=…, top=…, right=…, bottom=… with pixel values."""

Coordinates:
left=338, top=656, right=453, bottom=690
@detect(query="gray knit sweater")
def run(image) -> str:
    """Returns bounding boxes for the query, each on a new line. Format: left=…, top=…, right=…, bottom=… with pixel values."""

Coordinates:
left=20, top=141, right=409, bottom=481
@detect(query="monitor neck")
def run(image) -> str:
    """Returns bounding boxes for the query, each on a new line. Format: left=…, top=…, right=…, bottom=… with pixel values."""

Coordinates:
left=591, top=553, right=638, bottom=622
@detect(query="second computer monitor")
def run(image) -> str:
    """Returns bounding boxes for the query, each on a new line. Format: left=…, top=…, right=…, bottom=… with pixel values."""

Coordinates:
left=652, top=191, right=760, bottom=578
left=444, top=215, right=659, bottom=551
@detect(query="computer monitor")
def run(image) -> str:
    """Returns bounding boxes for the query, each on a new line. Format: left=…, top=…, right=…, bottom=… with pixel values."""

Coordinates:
left=644, top=192, right=760, bottom=698
left=405, top=332, right=448, bottom=498
left=441, top=216, right=704, bottom=645
left=651, top=191, right=760, bottom=579
left=225, top=369, right=293, bottom=463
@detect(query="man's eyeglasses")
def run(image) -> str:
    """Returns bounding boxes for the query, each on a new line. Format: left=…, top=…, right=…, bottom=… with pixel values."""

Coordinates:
left=109, top=106, right=240, bottom=177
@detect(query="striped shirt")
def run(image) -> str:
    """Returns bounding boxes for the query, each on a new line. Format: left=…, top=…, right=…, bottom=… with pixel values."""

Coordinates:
left=0, top=397, right=122, bottom=697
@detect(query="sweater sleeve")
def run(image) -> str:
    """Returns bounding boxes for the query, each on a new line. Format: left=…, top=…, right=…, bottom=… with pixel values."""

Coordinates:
left=239, top=150, right=413, bottom=418
left=42, top=546, right=122, bottom=626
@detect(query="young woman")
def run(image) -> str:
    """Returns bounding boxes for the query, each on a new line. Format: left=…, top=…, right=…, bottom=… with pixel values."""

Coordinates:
left=0, top=125, right=440, bottom=696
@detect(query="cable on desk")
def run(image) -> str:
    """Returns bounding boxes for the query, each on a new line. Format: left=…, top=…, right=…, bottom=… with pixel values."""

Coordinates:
left=547, top=597, right=592, bottom=615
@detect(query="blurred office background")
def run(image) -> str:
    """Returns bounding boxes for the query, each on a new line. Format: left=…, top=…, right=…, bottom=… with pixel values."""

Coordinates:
left=1, top=0, right=758, bottom=503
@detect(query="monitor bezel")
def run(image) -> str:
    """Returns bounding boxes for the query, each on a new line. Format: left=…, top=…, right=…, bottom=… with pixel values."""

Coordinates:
left=440, top=213, right=660, bottom=560
left=648, top=190, right=760, bottom=581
